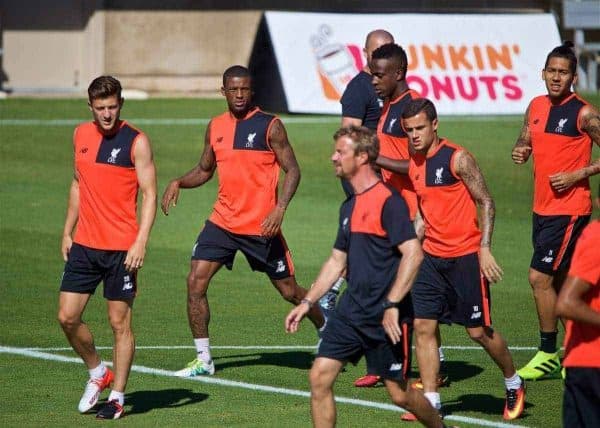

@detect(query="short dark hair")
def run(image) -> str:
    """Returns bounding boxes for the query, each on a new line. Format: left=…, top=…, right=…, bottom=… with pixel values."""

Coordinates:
left=222, top=65, right=251, bottom=87
left=88, top=76, right=122, bottom=101
left=401, top=98, right=438, bottom=122
left=544, top=41, right=577, bottom=74
left=333, top=126, right=379, bottom=165
left=371, top=43, right=408, bottom=74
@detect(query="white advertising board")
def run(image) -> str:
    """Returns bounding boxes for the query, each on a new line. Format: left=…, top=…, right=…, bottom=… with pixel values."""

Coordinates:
left=264, top=12, right=561, bottom=115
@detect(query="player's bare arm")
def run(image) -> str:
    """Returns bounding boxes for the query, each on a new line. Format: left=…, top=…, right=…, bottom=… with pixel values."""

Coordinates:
left=125, top=134, right=157, bottom=272
left=455, top=149, right=504, bottom=283
left=62, top=135, right=80, bottom=261
left=511, top=104, right=532, bottom=164
left=262, top=118, right=301, bottom=237
left=549, top=105, right=600, bottom=192
left=383, top=238, right=423, bottom=344
left=413, top=210, right=425, bottom=242
left=375, top=155, right=409, bottom=174
left=556, top=276, right=600, bottom=327
left=161, top=123, right=216, bottom=215
left=285, top=249, right=347, bottom=333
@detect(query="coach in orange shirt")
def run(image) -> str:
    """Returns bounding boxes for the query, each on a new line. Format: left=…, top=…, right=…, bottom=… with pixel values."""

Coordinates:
left=161, top=65, right=324, bottom=378
left=403, top=98, right=525, bottom=421
left=512, top=42, right=600, bottom=381
left=58, top=76, right=157, bottom=419
left=556, top=186, right=600, bottom=428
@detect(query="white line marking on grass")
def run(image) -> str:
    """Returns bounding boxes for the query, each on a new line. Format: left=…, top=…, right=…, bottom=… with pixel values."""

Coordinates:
left=1, top=345, right=526, bottom=428
left=0, top=116, right=520, bottom=127
left=25, top=344, right=543, bottom=351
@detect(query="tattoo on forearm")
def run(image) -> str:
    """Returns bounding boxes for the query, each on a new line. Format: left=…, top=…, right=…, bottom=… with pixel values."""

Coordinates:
left=457, top=151, right=495, bottom=247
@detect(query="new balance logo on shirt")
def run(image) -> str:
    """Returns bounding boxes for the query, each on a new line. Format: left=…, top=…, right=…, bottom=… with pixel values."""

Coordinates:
left=389, top=363, right=402, bottom=371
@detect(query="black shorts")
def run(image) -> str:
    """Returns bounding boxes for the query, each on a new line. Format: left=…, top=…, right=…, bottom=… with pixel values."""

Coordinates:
left=60, top=243, right=136, bottom=300
left=317, top=313, right=412, bottom=382
left=563, top=367, right=600, bottom=428
left=530, top=213, right=590, bottom=275
left=412, top=251, right=491, bottom=327
left=192, top=220, right=295, bottom=280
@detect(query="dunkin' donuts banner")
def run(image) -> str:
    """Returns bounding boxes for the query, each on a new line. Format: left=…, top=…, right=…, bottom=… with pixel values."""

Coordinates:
left=264, top=12, right=560, bottom=115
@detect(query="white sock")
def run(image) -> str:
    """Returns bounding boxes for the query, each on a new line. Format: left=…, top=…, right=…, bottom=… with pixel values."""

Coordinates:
left=194, top=338, right=212, bottom=363
left=504, top=373, right=522, bottom=390
left=331, top=277, right=344, bottom=293
left=438, top=347, right=445, bottom=362
left=108, top=390, right=125, bottom=406
left=424, top=392, right=441, bottom=410
left=89, top=361, right=107, bottom=379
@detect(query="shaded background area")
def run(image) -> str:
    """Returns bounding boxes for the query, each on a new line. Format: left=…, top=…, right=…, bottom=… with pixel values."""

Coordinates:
left=0, top=0, right=597, bottom=96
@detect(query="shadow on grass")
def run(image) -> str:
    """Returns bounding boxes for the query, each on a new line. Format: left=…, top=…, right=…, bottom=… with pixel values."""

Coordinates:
left=124, top=389, right=209, bottom=414
left=409, top=360, right=484, bottom=384
left=214, top=351, right=314, bottom=371
left=443, top=393, right=534, bottom=419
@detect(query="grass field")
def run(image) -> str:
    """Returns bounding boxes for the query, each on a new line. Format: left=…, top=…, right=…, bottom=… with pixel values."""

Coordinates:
left=1, top=95, right=599, bottom=427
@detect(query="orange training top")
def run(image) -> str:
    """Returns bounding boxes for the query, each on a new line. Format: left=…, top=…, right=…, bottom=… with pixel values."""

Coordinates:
left=529, top=93, right=592, bottom=215
left=408, top=139, right=481, bottom=257
left=73, top=121, right=141, bottom=250
left=563, top=220, right=600, bottom=368
left=376, top=89, right=420, bottom=220
left=208, top=107, right=280, bottom=235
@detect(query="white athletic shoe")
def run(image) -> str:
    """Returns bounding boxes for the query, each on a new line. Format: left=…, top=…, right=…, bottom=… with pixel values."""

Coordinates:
left=78, top=368, right=114, bottom=413
left=174, top=358, right=215, bottom=377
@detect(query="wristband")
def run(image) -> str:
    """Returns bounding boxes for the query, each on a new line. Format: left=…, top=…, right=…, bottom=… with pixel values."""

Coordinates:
left=301, top=298, right=314, bottom=308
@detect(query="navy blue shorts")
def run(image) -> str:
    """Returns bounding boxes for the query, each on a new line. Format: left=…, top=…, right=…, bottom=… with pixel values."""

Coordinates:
left=60, top=243, right=136, bottom=300
left=412, top=251, right=491, bottom=327
left=530, top=213, right=590, bottom=275
left=563, top=367, right=600, bottom=428
left=317, top=313, right=412, bottom=381
left=192, top=220, right=295, bottom=280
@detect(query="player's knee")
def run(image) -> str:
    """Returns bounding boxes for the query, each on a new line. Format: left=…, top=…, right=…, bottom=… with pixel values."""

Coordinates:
left=467, top=326, right=491, bottom=344
left=57, top=310, right=80, bottom=331
left=309, top=366, right=332, bottom=393
left=275, top=279, right=300, bottom=303
left=528, top=270, right=551, bottom=290
left=187, top=271, right=209, bottom=296
left=390, top=391, right=410, bottom=409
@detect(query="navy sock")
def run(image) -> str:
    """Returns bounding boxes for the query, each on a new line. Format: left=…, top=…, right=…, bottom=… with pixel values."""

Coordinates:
left=539, top=330, right=557, bottom=353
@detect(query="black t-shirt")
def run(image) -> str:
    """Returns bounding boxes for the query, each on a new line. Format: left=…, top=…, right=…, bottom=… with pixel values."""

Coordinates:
left=334, top=181, right=416, bottom=328
left=340, top=71, right=383, bottom=130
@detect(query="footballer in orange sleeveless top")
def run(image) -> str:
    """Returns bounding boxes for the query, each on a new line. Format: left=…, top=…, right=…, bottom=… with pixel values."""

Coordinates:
left=529, top=93, right=592, bottom=216
left=562, top=220, right=600, bottom=368
left=208, top=107, right=280, bottom=235
left=377, top=89, right=420, bottom=220
left=408, top=139, right=481, bottom=258
left=557, top=219, right=600, bottom=427
left=73, top=120, right=143, bottom=250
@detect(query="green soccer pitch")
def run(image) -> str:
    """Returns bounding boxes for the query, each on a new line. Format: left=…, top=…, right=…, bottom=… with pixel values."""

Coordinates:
left=1, top=95, right=598, bottom=427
